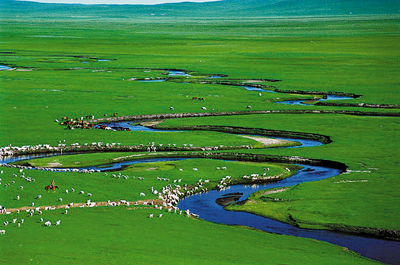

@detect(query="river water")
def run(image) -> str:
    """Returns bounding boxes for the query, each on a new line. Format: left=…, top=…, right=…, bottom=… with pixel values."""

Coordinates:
left=2, top=89, right=398, bottom=263
left=0, top=65, right=12, bottom=70
left=3, top=148, right=399, bottom=263
left=178, top=165, right=400, bottom=264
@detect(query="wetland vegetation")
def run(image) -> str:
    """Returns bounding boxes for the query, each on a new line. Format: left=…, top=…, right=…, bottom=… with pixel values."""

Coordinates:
left=1, top=0, right=399, bottom=264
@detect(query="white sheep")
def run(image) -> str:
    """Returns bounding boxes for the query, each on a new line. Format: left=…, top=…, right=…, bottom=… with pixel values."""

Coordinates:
left=44, top=221, right=51, bottom=227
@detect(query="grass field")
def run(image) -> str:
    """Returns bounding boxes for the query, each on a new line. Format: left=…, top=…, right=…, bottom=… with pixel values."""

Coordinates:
left=1, top=1, right=399, bottom=263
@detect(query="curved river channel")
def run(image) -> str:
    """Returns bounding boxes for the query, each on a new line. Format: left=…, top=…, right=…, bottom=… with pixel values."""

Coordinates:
left=3, top=133, right=400, bottom=264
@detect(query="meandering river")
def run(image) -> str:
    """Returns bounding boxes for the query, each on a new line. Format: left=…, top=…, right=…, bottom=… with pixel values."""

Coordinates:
left=3, top=135, right=399, bottom=264
left=2, top=89, right=398, bottom=264
left=178, top=164, right=400, bottom=264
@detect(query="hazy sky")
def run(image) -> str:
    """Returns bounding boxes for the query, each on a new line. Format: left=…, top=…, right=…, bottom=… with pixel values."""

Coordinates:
left=17, top=0, right=221, bottom=4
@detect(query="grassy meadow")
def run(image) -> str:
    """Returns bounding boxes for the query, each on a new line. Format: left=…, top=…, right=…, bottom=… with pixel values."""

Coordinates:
left=1, top=2, right=399, bottom=264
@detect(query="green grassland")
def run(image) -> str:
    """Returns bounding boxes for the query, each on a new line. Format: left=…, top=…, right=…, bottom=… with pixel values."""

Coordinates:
left=2, top=158, right=297, bottom=209
left=1, top=207, right=375, bottom=265
left=1, top=2, right=399, bottom=264
left=161, top=114, right=400, bottom=231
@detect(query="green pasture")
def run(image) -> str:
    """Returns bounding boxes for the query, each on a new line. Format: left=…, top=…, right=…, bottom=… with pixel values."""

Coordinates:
left=0, top=206, right=375, bottom=265
left=161, top=114, right=400, bottom=230
left=2, top=158, right=296, bottom=209
left=1, top=9, right=399, bottom=265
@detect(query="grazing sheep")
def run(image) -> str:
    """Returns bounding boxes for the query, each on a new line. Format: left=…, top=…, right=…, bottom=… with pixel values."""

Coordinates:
left=44, top=221, right=51, bottom=227
left=140, top=192, right=146, bottom=196
left=56, top=220, right=61, bottom=226
left=149, top=214, right=154, bottom=218
left=0, top=230, right=5, bottom=234
left=158, top=214, right=163, bottom=218
left=58, top=198, right=62, bottom=202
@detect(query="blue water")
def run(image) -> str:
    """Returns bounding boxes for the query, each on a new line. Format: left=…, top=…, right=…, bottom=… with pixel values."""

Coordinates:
left=97, top=59, right=111, bottom=62
left=139, top=79, right=167, bottom=82
left=178, top=165, right=400, bottom=264
left=270, top=136, right=324, bottom=148
left=0, top=65, right=12, bottom=70
left=277, top=95, right=354, bottom=106
left=168, top=70, right=191, bottom=77
left=0, top=153, right=61, bottom=164
left=243, top=86, right=276, bottom=93
left=3, top=118, right=398, bottom=263
left=94, top=122, right=179, bottom=132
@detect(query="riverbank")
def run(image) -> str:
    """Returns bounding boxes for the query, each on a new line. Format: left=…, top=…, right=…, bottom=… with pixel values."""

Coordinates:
left=226, top=187, right=400, bottom=241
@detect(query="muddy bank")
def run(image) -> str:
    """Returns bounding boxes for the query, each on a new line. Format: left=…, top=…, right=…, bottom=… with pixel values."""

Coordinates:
left=316, top=102, right=400, bottom=109
left=87, top=109, right=400, bottom=125
left=8, top=151, right=348, bottom=173
left=274, top=89, right=361, bottom=98
left=324, top=223, right=400, bottom=241
left=150, top=124, right=332, bottom=144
